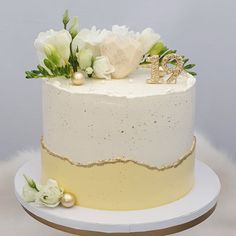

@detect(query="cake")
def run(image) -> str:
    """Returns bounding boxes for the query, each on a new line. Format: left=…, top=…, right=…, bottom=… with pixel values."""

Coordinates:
left=24, top=10, right=197, bottom=210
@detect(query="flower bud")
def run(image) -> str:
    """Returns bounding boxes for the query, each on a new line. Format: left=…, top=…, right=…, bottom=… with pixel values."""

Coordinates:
left=69, top=16, right=79, bottom=39
left=63, top=10, right=70, bottom=29
left=85, top=67, right=94, bottom=75
left=77, top=48, right=93, bottom=70
left=93, top=56, right=115, bottom=80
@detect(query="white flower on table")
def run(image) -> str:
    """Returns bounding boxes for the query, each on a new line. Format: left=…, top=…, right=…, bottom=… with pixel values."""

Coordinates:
left=34, top=29, right=72, bottom=67
left=35, top=179, right=63, bottom=208
left=138, top=28, right=161, bottom=53
left=22, top=183, right=39, bottom=202
left=93, top=56, right=115, bottom=80
left=22, top=175, right=41, bottom=202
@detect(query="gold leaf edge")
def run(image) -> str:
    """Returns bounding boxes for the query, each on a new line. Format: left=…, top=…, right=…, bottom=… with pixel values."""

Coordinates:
left=41, top=136, right=196, bottom=171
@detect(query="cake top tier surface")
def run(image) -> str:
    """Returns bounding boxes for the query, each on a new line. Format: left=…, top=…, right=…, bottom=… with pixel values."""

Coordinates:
left=44, top=68, right=196, bottom=98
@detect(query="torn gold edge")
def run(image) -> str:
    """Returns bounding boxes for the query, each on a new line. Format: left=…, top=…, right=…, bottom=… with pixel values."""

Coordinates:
left=41, top=137, right=196, bottom=171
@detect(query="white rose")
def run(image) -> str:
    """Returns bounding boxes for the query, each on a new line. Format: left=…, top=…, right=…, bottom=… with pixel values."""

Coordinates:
left=22, top=183, right=39, bottom=202
left=34, top=29, right=72, bottom=66
left=35, top=179, right=63, bottom=208
left=72, top=26, right=110, bottom=56
left=93, top=56, right=115, bottom=80
left=138, top=28, right=161, bottom=53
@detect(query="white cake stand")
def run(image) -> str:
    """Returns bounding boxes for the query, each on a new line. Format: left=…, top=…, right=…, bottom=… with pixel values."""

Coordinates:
left=15, top=158, right=220, bottom=235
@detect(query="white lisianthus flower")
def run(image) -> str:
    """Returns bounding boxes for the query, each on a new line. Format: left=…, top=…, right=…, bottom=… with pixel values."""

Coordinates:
left=35, top=179, right=63, bottom=208
left=76, top=48, right=93, bottom=70
left=72, top=26, right=110, bottom=56
left=34, top=29, right=72, bottom=66
left=93, top=56, right=115, bottom=80
left=138, top=28, right=161, bottom=53
left=22, top=183, right=39, bottom=202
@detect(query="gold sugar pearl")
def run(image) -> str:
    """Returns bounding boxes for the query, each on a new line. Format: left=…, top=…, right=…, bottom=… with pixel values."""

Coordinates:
left=61, top=193, right=76, bottom=208
left=71, top=72, right=85, bottom=86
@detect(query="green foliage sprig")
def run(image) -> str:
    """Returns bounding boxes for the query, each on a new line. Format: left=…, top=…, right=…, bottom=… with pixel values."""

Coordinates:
left=143, top=42, right=197, bottom=76
left=25, top=59, right=72, bottom=79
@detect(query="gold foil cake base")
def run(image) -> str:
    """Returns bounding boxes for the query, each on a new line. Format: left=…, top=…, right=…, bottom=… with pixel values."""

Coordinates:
left=41, top=138, right=196, bottom=210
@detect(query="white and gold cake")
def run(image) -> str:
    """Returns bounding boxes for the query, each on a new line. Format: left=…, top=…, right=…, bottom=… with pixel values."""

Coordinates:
left=41, top=69, right=196, bottom=210
left=25, top=10, right=197, bottom=210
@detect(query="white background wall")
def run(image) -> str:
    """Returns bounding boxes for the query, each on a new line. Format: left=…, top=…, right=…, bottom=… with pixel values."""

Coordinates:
left=0, top=0, right=235, bottom=159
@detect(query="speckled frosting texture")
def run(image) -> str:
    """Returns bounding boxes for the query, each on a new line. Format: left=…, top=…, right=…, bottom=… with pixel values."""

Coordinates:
left=42, top=68, right=195, bottom=167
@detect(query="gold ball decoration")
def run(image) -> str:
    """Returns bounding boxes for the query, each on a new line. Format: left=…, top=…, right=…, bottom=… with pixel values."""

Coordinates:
left=60, top=193, right=76, bottom=208
left=71, top=72, right=85, bottom=86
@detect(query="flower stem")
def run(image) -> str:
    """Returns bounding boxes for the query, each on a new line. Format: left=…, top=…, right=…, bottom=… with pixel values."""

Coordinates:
left=69, top=42, right=77, bottom=72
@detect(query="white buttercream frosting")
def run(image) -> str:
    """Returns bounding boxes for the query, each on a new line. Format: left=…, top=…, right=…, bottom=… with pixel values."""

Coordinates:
left=42, top=68, right=195, bottom=167
left=46, top=68, right=195, bottom=97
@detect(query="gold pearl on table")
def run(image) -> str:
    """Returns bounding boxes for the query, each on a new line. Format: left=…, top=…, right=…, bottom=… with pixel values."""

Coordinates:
left=60, top=193, right=76, bottom=208
left=71, top=72, right=85, bottom=86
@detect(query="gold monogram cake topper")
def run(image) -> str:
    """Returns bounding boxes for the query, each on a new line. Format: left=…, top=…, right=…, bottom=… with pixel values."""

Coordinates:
left=146, top=53, right=184, bottom=84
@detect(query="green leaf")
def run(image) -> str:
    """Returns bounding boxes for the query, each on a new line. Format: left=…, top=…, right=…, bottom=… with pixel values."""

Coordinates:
left=25, top=71, right=34, bottom=79
left=149, top=42, right=167, bottom=56
left=32, top=70, right=40, bottom=75
left=25, top=71, right=38, bottom=78
left=44, top=59, right=56, bottom=73
left=188, top=71, right=197, bottom=76
left=183, top=58, right=189, bottom=65
left=160, top=49, right=177, bottom=60
left=37, top=65, right=50, bottom=76
left=184, top=64, right=196, bottom=70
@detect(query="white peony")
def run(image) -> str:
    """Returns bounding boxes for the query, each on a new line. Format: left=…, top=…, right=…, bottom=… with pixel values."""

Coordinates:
left=138, top=28, right=161, bottom=53
left=34, top=29, right=72, bottom=66
left=93, top=56, right=114, bottom=80
left=22, top=183, right=39, bottom=202
left=35, top=179, right=63, bottom=208
left=111, top=25, right=137, bottom=39
left=72, top=26, right=110, bottom=56
left=100, top=26, right=143, bottom=79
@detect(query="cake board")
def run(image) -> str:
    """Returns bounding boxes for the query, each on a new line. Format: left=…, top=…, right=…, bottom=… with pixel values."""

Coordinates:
left=15, top=158, right=220, bottom=235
